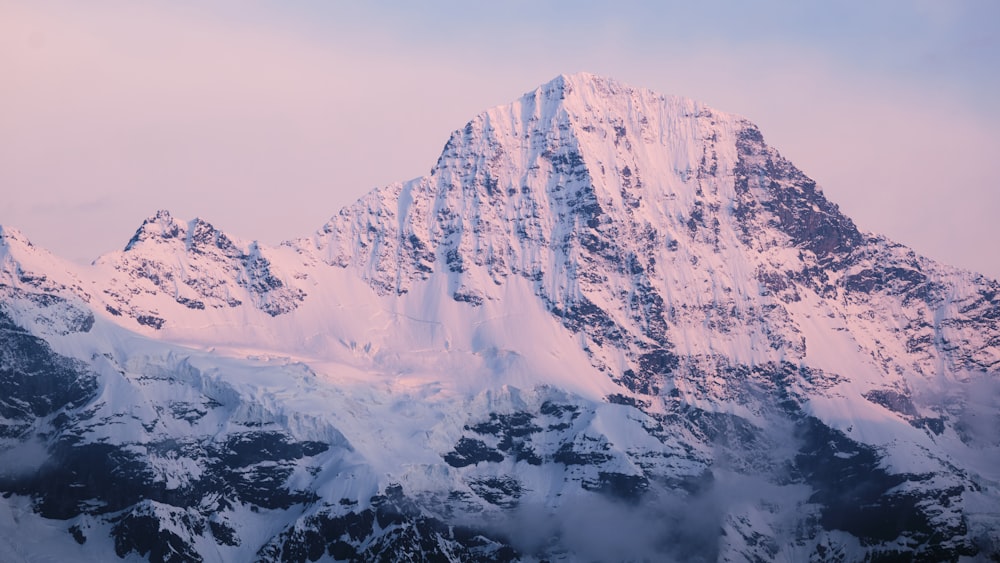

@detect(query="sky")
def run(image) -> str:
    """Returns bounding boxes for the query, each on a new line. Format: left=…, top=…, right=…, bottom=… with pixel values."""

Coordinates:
left=2, top=1, right=999, bottom=278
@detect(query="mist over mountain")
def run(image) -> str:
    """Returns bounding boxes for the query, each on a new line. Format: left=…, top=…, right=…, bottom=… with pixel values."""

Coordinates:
left=1, top=74, right=997, bottom=562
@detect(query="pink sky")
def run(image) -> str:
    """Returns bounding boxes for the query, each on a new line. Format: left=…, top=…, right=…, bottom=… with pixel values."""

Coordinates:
left=2, top=2, right=998, bottom=278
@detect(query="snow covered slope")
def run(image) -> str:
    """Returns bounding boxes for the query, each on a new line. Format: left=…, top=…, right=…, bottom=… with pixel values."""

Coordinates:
left=1, top=73, right=998, bottom=562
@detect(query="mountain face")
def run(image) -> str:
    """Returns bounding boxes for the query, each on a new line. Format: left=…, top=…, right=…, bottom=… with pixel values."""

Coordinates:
left=1, top=73, right=998, bottom=562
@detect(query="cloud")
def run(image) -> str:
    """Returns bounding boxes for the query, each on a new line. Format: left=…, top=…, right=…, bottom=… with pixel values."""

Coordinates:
left=487, top=490, right=723, bottom=562
left=0, top=439, right=49, bottom=479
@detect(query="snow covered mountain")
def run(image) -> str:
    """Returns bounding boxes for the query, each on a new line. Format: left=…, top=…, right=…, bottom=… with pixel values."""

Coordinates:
left=1, top=73, right=998, bottom=562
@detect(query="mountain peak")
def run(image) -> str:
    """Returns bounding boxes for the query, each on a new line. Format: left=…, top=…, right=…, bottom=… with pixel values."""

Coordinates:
left=321, top=72, right=866, bottom=346
left=534, top=71, right=601, bottom=98
left=534, top=72, right=639, bottom=100
left=0, top=225, right=32, bottom=249
left=525, top=72, right=717, bottom=121
left=124, top=209, right=185, bottom=251
left=100, top=210, right=305, bottom=323
left=4, top=74, right=1000, bottom=562
left=123, top=210, right=244, bottom=258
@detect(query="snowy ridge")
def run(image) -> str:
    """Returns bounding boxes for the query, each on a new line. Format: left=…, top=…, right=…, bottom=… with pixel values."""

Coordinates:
left=97, top=209, right=306, bottom=325
left=0, top=73, right=998, bottom=561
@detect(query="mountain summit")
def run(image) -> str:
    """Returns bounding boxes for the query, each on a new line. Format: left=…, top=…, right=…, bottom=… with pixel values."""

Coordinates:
left=310, top=72, right=996, bottom=391
left=0, top=74, right=997, bottom=561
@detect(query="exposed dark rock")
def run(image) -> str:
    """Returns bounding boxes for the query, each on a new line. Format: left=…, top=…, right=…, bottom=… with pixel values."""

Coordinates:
left=582, top=471, right=649, bottom=502
left=734, top=125, right=862, bottom=261
left=467, top=412, right=541, bottom=438
left=208, top=520, right=239, bottom=547
left=795, top=416, right=975, bottom=559
left=136, top=314, right=165, bottom=329
left=258, top=490, right=519, bottom=563
left=605, top=393, right=650, bottom=409
left=469, top=477, right=522, bottom=507
left=864, top=389, right=919, bottom=417
left=0, top=310, right=98, bottom=437
left=444, top=438, right=504, bottom=467
left=113, top=508, right=204, bottom=563
left=453, top=291, right=484, bottom=306
left=553, top=440, right=612, bottom=466
left=547, top=295, right=623, bottom=347
left=539, top=401, right=579, bottom=418
left=69, top=524, right=86, bottom=544
left=175, top=296, right=206, bottom=310
left=910, top=417, right=946, bottom=435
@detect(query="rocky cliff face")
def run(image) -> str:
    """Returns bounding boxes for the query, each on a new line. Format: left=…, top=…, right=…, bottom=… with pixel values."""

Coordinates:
left=0, top=74, right=997, bottom=562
